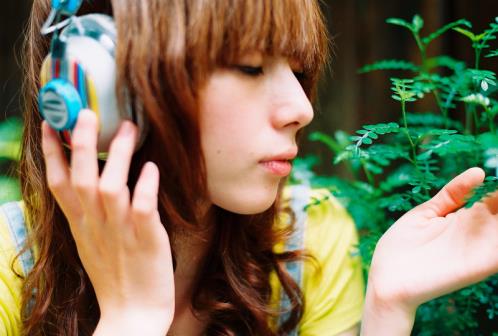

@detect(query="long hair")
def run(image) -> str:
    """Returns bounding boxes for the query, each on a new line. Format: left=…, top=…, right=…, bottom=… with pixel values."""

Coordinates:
left=18, top=0, right=329, bottom=334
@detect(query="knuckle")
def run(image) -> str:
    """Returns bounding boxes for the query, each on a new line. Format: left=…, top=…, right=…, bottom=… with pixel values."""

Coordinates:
left=131, top=201, right=155, bottom=218
left=70, top=137, right=89, bottom=152
left=98, top=181, right=121, bottom=198
left=109, top=137, right=132, bottom=157
left=72, top=178, right=95, bottom=193
left=46, top=175, right=67, bottom=192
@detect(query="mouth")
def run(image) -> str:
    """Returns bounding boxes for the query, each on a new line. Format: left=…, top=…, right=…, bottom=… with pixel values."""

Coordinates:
left=258, top=147, right=298, bottom=177
left=259, top=160, right=293, bottom=176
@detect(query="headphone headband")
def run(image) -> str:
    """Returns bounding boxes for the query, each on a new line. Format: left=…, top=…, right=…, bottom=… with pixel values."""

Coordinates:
left=52, top=0, right=83, bottom=16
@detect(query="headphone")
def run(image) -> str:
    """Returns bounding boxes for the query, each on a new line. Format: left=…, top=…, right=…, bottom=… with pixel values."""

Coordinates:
left=38, top=0, right=148, bottom=159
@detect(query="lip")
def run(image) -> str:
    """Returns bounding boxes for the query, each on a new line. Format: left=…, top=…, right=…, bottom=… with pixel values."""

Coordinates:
left=259, top=147, right=298, bottom=162
left=259, top=147, right=298, bottom=177
left=259, top=160, right=293, bottom=176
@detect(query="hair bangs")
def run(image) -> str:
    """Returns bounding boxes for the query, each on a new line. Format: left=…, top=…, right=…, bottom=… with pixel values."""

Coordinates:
left=188, top=0, right=329, bottom=93
left=226, top=0, right=328, bottom=74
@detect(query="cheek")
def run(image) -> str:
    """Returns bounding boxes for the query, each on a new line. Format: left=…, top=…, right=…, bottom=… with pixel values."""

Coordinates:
left=199, top=73, right=261, bottom=160
left=198, top=74, right=280, bottom=214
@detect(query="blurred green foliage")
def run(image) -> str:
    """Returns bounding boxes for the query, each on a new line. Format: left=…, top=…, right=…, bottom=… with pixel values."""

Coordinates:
left=0, top=117, right=22, bottom=203
left=292, top=15, right=498, bottom=335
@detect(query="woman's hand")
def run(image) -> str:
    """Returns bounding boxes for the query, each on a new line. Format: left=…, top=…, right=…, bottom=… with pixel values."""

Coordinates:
left=362, top=167, right=498, bottom=334
left=41, top=109, right=174, bottom=334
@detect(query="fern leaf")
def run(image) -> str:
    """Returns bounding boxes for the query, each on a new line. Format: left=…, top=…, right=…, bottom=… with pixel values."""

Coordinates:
left=418, top=133, right=480, bottom=160
left=453, top=27, right=478, bottom=41
left=464, top=176, right=498, bottom=208
left=391, top=78, right=418, bottom=102
left=412, top=15, right=424, bottom=33
left=358, top=59, right=419, bottom=74
left=386, top=17, right=414, bottom=31
left=422, top=19, right=472, bottom=45
left=486, top=49, right=498, bottom=58
left=426, top=56, right=466, bottom=71
left=309, top=131, right=342, bottom=153
left=405, top=113, right=464, bottom=131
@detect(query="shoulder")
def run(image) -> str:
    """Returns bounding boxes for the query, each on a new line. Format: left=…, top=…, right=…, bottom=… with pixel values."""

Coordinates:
left=0, top=200, right=32, bottom=276
left=0, top=201, right=29, bottom=273
left=280, top=185, right=358, bottom=249
left=0, top=201, right=28, bottom=335
left=280, top=186, right=360, bottom=275
left=281, top=186, right=365, bottom=335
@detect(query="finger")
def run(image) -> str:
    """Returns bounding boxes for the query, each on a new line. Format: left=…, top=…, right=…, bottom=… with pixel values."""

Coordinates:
left=415, top=167, right=486, bottom=219
left=99, top=121, right=137, bottom=224
left=70, top=109, right=105, bottom=222
left=41, top=121, right=83, bottom=224
left=130, top=162, right=163, bottom=245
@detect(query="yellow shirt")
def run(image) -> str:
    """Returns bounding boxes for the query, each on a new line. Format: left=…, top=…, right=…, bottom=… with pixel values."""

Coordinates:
left=0, top=201, right=28, bottom=336
left=0, top=188, right=364, bottom=335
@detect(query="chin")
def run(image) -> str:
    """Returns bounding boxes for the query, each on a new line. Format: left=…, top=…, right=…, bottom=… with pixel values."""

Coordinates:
left=211, top=184, right=279, bottom=215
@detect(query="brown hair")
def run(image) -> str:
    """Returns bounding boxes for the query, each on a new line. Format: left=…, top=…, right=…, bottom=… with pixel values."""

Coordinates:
left=18, top=0, right=329, bottom=334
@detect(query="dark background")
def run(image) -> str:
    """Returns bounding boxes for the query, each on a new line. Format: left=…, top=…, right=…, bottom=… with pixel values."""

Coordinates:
left=1, top=0, right=498, bottom=176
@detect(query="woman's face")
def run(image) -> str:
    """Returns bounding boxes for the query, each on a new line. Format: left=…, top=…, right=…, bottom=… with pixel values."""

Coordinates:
left=199, top=52, right=313, bottom=214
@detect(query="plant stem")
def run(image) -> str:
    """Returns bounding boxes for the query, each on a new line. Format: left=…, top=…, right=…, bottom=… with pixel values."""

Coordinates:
left=486, top=107, right=496, bottom=133
left=413, top=32, right=449, bottom=126
left=475, top=47, right=480, bottom=70
left=413, top=33, right=426, bottom=66
left=401, top=100, right=418, bottom=161
left=361, top=159, right=375, bottom=186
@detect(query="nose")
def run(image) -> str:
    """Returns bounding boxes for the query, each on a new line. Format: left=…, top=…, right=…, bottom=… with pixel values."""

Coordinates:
left=270, top=64, right=314, bottom=130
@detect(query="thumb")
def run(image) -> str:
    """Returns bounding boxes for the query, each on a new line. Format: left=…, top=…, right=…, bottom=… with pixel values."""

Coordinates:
left=415, top=167, right=485, bottom=219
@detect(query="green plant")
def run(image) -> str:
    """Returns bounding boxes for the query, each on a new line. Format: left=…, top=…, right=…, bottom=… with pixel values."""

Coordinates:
left=292, top=15, right=498, bottom=335
left=0, top=117, right=23, bottom=203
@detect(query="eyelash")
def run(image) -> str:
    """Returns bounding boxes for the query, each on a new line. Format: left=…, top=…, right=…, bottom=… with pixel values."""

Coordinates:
left=235, top=65, right=307, bottom=81
left=236, top=66, right=264, bottom=76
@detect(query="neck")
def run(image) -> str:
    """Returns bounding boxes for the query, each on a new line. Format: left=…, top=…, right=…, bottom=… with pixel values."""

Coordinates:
left=171, top=202, right=216, bottom=281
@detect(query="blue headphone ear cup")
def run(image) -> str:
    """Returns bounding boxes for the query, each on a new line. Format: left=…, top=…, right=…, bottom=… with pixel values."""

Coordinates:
left=38, top=14, right=148, bottom=158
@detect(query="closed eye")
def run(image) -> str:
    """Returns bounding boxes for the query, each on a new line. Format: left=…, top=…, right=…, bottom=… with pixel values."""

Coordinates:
left=235, top=65, right=264, bottom=76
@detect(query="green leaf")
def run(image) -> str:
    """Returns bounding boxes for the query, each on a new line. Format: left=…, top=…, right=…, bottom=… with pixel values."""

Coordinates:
left=425, top=56, right=466, bottom=71
left=423, top=19, right=472, bottom=45
left=386, top=17, right=414, bottom=31
left=0, top=117, right=23, bottom=161
left=453, top=27, right=478, bottom=41
left=419, top=133, right=480, bottom=160
left=465, top=177, right=498, bottom=208
left=405, top=113, right=464, bottom=132
left=309, top=131, right=343, bottom=154
left=486, top=49, right=498, bottom=58
left=0, top=176, right=21, bottom=203
left=289, top=156, right=319, bottom=185
left=369, top=132, right=379, bottom=140
left=0, top=140, right=21, bottom=161
left=412, top=15, right=424, bottom=33
left=391, top=78, right=418, bottom=102
left=362, top=137, right=373, bottom=145
left=358, top=60, right=420, bottom=74
left=363, top=123, right=400, bottom=134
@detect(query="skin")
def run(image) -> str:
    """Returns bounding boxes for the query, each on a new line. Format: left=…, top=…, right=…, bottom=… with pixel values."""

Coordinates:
left=41, top=53, right=313, bottom=335
left=199, top=52, right=313, bottom=214
left=40, top=51, right=498, bottom=335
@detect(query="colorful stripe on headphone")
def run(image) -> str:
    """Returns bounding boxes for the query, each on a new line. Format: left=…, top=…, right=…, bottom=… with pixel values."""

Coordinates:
left=40, top=55, right=101, bottom=146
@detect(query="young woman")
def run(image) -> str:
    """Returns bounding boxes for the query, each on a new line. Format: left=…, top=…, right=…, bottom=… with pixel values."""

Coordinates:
left=0, top=0, right=497, bottom=335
